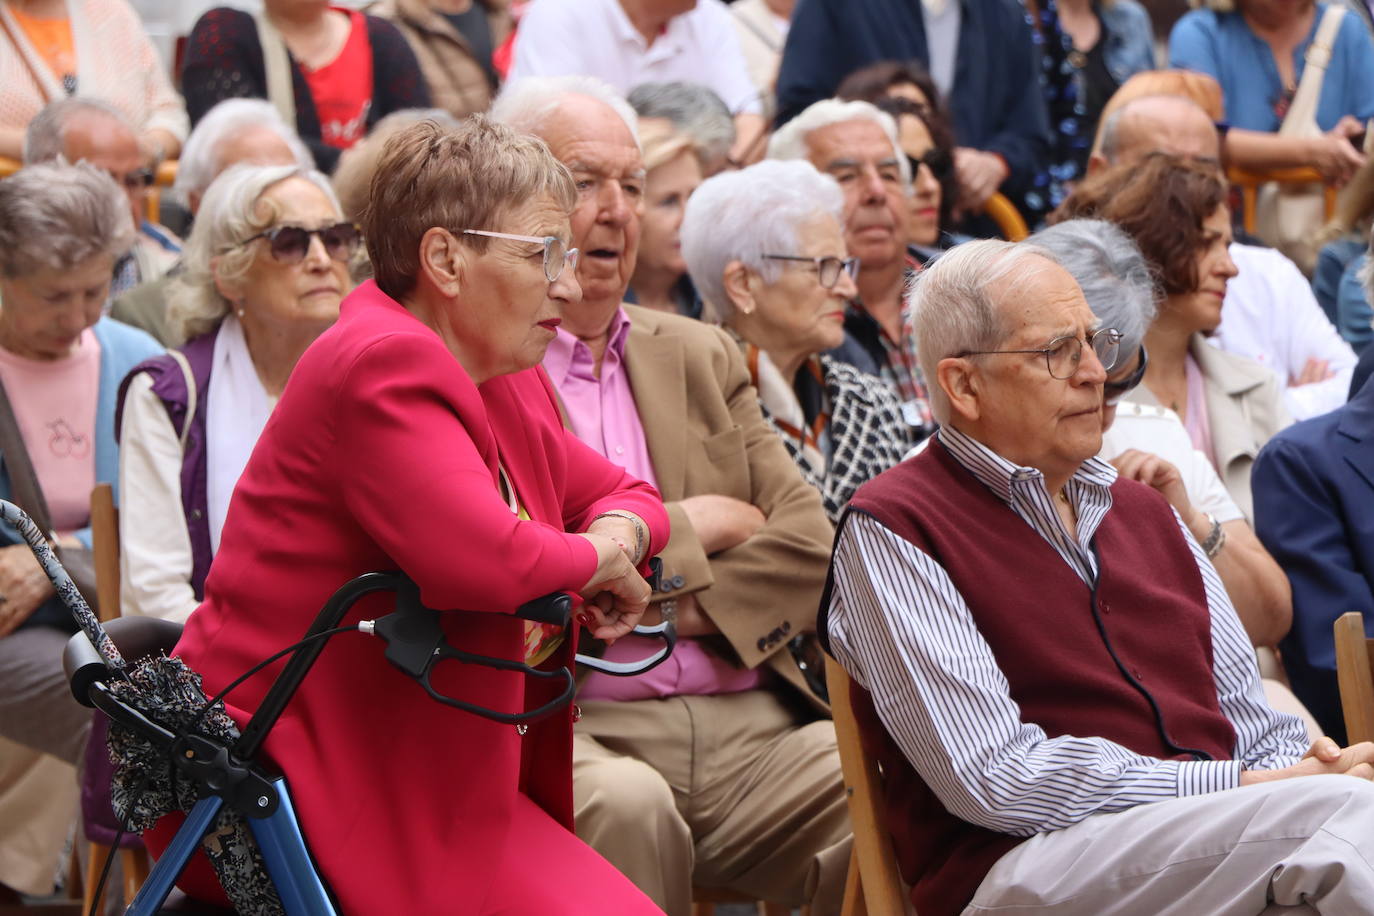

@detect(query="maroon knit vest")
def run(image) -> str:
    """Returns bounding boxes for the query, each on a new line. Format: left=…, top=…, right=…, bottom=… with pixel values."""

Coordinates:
left=836, top=438, right=1236, bottom=916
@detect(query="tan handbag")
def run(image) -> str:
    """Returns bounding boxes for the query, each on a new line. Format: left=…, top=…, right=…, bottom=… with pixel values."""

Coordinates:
left=1255, top=5, right=1347, bottom=274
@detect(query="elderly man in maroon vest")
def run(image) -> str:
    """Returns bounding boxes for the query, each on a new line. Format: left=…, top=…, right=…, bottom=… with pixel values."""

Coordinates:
left=821, top=238, right=1374, bottom=916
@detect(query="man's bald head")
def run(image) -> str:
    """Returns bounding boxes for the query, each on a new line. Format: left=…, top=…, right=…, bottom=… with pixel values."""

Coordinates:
left=1092, top=95, right=1221, bottom=173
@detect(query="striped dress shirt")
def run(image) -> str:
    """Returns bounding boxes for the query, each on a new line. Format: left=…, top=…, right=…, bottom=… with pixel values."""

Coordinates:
left=826, top=426, right=1308, bottom=837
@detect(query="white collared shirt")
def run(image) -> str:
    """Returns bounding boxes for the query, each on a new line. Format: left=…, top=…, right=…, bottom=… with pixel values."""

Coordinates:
left=826, top=426, right=1307, bottom=836
left=508, top=0, right=762, bottom=115
left=1212, top=243, right=1356, bottom=421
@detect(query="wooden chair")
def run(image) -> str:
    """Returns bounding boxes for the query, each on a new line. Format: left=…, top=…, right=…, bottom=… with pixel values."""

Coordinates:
left=1334, top=612, right=1374, bottom=744
left=82, top=483, right=151, bottom=914
left=825, top=655, right=911, bottom=916
left=983, top=193, right=1029, bottom=242
left=1226, top=165, right=1337, bottom=236
left=691, top=886, right=790, bottom=915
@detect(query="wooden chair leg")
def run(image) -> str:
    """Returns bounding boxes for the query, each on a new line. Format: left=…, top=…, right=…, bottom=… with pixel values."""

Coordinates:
left=121, top=846, right=150, bottom=905
left=83, top=841, right=109, bottom=915
left=761, top=903, right=790, bottom=916
left=841, top=844, right=867, bottom=916
left=693, top=903, right=714, bottom=916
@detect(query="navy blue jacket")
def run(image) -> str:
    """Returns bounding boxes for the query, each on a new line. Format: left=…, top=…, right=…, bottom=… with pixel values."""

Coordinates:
left=1252, top=375, right=1374, bottom=743
left=774, top=0, right=1051, bottom=197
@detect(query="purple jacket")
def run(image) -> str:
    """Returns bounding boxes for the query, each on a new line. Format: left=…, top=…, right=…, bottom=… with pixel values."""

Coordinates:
left=115, top=326, right=218, bottom=600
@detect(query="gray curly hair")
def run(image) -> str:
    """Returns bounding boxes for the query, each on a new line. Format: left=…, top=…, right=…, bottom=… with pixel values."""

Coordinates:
left=0, top=160, right=135, bottom=278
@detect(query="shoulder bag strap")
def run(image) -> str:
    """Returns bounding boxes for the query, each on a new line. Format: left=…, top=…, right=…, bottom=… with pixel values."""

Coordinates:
left=255, top=12, right=297, bottom=128
left=1279, top=5, right=1347, bottom=136
left=165, top=348, right=197, bottom=453
left=0, top=374, right=55, bottom=538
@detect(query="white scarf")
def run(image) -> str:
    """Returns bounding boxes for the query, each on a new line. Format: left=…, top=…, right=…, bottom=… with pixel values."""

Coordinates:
left=205, top=315, right=277, bottom=554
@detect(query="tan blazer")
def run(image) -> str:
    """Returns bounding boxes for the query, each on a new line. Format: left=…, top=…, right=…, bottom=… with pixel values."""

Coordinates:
left=623, top=305, right=835, bottom=705
left=1127, top=334, right=1292, bottom=522
left=366, top=0, right=511, bottom=119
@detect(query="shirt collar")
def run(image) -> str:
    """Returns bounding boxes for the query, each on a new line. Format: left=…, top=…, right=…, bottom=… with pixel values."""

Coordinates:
left=937, top=425, right=1118, bottom=507
left=543, top=305, right=633, bottom=386
left=606, top=0, right=686, bottom=55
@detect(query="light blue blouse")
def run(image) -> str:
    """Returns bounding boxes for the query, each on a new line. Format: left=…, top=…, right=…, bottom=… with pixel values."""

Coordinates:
left=1169, top=4, right=1374, bottom=131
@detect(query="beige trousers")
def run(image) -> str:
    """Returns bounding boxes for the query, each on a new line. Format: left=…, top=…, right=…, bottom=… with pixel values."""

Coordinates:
left=963, top=776, right=1374, bottom=914
left=0, top=737, right=78, bottom=895
left=573, top=689, right=852, bottom=916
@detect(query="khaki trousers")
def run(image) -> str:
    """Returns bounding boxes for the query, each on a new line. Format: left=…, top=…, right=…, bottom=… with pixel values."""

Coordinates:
left=0, top=737, right=78, bottom=895
left=573, top=689, right=852, bottom=916
left=964, top=776, right=1374, bottom=915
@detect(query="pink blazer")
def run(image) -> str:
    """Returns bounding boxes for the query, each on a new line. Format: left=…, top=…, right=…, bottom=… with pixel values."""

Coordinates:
left=166, top=281, right=668, bottom=912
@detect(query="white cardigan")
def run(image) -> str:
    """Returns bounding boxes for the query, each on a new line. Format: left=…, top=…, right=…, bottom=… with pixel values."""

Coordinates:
left=0, top=0, right=188, bottom=145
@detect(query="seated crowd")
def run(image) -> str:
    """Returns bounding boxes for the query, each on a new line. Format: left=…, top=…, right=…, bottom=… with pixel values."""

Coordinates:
left=2, top=0, right=1374, bottom=912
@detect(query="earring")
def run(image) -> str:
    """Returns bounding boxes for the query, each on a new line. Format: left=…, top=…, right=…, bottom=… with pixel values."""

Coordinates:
left=235, top=302, right=246, bottom=319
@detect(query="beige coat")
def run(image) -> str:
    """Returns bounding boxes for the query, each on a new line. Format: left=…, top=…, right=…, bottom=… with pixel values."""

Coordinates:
left=1126, top=333, right=1292, bottom=523
left=366, top=0, right=511, bottom=119
left=623, top=304, right=835, bottom=708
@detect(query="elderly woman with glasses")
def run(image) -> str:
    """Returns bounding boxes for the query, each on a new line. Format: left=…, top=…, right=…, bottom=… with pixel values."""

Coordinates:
left=682, top=159, right=912, bottom=522
left=1055, top=154, right=1291, bottom=523
left=144, top=118, right=668, bottom=914
left=117, top=163, right=356, bottom=625
left=1029, top=218, right=1295, bottom=655
left=0, top=160, right=162, bottom=897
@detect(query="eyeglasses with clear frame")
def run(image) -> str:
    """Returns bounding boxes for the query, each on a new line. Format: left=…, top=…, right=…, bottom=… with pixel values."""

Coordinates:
left=761, top=254, right=860, bottom=290
left=958, top=327, right=1123, bottom=379
left=459, top=229, right=580, bottom=283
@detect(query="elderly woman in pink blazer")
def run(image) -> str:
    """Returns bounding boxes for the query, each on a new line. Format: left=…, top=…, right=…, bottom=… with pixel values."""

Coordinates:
left=148, top=117, right=669, bottom=914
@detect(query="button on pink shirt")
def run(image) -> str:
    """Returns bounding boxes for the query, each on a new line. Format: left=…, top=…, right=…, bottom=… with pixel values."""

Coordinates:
left=543, top=307, right=764, bottom=701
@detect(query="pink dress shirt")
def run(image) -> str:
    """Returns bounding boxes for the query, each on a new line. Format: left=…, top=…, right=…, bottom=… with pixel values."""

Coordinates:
left=544, top=307, right=764, bottom=701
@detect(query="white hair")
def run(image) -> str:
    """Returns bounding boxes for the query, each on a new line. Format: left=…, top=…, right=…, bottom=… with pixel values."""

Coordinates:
left=628, top=81, right=735, bottom=167
left=910, top=240, right=1063, bottom=424
left=681, top=160, right=845, bottom=322
left=491, top=75, right=640, bottom=147
left=1028, top=220, right=1158, bottom=357
left=767, top=98, right=911, bottom=188
left=23, top=97, right=132, bottom=164
left=0, top=160, right=135, bottom=276
left=174, top=99, right=313, bottom=202
left=169, top=163, right=341, bottom=343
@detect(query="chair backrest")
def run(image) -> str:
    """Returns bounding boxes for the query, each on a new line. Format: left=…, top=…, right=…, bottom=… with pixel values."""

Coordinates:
left=90, top=482, right=120, bottom=624
left=983, top=193, right=1029, bottom=242
left=1334, top=611, right=1374, bottom=744
left=824, top=654, right=911, bottom=916
left=1227, top=165, right=1338, bottom=235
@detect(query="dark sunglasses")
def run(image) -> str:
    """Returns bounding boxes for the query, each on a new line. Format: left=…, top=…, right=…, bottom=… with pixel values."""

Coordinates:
left=1104, top=345, right=1148, bottom=406
left=111, top=167, right=155, bottom=192
left=907, top=147, right=953, bottom=182
left=241, top=222, right=362, bottom=264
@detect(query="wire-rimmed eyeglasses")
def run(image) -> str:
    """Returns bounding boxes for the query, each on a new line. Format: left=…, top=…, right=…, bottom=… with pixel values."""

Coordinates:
left=762, top=254, right=860, bottom=290
left=459, top=229, right=580, bottom=282
left=959, top=327, right=1123, bottom=379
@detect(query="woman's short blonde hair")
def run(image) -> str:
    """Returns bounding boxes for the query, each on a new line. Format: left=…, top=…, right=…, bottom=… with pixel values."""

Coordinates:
left=639, top=118, right=697, bottom=173
left=168, top=163, right=341, bottom=343
left=361, top=117, right=578, bottom=300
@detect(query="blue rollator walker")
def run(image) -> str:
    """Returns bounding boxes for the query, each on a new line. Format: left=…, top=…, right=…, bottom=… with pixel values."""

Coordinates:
left=1, top=498, right=675, bottom=916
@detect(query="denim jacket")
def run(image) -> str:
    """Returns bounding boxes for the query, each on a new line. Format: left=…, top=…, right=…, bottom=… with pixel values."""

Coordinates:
left=1099, top=0, right=1156, bottom=85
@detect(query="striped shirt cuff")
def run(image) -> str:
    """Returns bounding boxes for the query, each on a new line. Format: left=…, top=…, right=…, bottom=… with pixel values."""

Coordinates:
left=1177, top=759, right=1243, bottom=797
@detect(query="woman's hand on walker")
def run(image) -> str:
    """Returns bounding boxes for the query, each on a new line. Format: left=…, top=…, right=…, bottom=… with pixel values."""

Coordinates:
left=576, top=533, right=652, bottom=643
